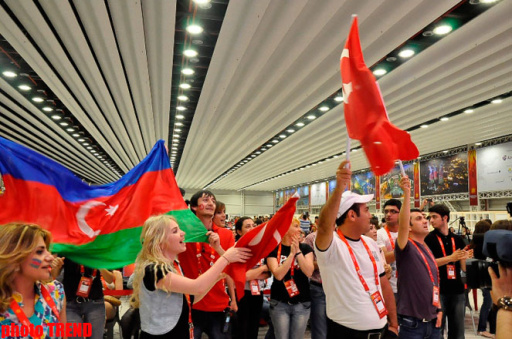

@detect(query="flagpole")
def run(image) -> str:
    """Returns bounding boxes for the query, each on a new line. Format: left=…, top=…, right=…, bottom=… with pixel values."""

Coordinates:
left=345, top=137, right=351, bottom=165
left=398, top=160, right=406, bottom=177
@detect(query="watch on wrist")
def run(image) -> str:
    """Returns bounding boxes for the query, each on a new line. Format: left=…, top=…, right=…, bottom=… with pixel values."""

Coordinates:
left=497, top=296, right=512, bottom=311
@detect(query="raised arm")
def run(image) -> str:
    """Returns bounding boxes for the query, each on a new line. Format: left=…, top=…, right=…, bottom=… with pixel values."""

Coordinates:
left=157, top=247, right=251, bottom=296
left=316, top=160, right=351, bottom=251
left=397, top=176, right=411, bottom=250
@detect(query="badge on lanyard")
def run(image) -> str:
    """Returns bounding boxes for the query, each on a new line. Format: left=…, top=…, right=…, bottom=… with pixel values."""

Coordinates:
left=446, top=264, right=456, bottom=279
left=284, top=279, right=300, bottom=298
left=250, top=280, right=261, bottom=295
left=370, top=291, right=388, bottom=318
left=76, top=276, right=93, bottom=297
left=433, top=285, right=441, bottom=307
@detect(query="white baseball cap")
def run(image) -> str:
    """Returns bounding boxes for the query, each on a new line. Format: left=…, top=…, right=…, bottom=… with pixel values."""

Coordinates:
left=337, top=191, right=374, bottom=219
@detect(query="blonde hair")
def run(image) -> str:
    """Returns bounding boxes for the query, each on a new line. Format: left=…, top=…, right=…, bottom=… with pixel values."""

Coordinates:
left=130, top=214, right=178, bottom=308
left=0, top=223, right=52, bottom=312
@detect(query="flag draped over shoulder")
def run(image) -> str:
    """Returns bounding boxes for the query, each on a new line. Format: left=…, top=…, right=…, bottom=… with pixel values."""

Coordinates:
left=340, top=16, right=419, bottom=176
left=0, top=137, right=207, bottom=269
left=226, top=193, right=299, bottom=301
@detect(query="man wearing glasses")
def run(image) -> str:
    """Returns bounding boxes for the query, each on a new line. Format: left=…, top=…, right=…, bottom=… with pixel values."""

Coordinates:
left=377, top=199, right=402, bottom=299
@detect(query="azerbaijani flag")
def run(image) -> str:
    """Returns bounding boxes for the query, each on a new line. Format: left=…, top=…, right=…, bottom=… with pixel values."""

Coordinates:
left=0, top=137, right=207, bottom=269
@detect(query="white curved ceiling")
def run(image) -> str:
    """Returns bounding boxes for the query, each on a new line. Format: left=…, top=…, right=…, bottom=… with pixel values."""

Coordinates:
left=0, top=0, right=511, bottom=192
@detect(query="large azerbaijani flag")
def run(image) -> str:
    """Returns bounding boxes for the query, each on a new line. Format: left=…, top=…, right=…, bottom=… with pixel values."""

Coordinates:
left=0, top=137, right=207, bottom=269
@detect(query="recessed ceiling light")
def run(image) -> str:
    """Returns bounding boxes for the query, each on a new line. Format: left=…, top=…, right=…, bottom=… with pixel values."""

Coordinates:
left=87, top=146, right=92, bottom=150
left=480, top=0, right=497, bottom=3
left=78, top=138, right=85, bottom=142
left=193, top=0, right=211, bottom=4
left=433, top=25, right=452, bottom=35
left=296, top=122, right=305, bottom=127
left=18, top=85, right=31, bottom=91
left=319, top=106, right=329, bottom=112
left=42, top=107, right=53, bottom=112
left=352, top=149, right=358, bottom=152
left=279, top=134, right=286, bottom=139
left=178, top=95, right=189, bottom=101
left=177, top=106, right=186, bottom=111
left=182, top=68, right=195, bottom=75
left=287, top=129, right=295, bottom=133
left=175, top=128, right=182, bottom=132
left=176, top=122, right=183, bottom=127
left=72, top=133, right=80, bottom=137
left=443, top=150, right=449, bottom=153
left=266, top=144, right=272, bottom=147
left=176, top=115, right=185, bottom=119
left=420, top=124, right=428, bottom=128
left=491, top=99, right=502, bottom=104
left=440, top=117, right=449, bottom=121
left=2, top=71, right=17, bottom=77
left=59, top=122, right=69, bottom=126
left=373, top=69, right=387, bottom=76
left=183, top=49, right=198, bottom=57
left=272, top=140, right=279, bottom=143
left=334, top=96, right=344, bottom=102
left=51, top=115, right=62, bottom=120
left=32, top=97, right=44, bottom=102
left=464, top=109, right=474, bottom=114
left=475, top=142, right=482, bottom=145
left=186, top=24, right=203, bottom=35
left=398, top=49, right=415, bottom=58
left=83, top=142, right=89, bottom=146
left=171, top=147, right=177, bottom=150
left=180, top=83, right=191, bottom=89
left=66, top=128, right=74, bottom=132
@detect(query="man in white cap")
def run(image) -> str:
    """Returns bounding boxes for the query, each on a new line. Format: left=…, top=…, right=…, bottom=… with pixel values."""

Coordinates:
left=315, top=160, right=398, bottom=339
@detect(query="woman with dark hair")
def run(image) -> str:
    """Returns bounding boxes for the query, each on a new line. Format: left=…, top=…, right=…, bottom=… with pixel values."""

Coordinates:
left=0, top=223, right=66, bottom=337
left=233, top=217, right=271, bottom=339
left=470, top=220, right=493, bottom=338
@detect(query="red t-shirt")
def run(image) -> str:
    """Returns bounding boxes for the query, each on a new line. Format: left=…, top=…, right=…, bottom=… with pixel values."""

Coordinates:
left=178, top=223, right=235, bottom=312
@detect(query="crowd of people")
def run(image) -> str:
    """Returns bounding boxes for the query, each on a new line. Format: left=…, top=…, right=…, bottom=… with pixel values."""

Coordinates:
left=1, top=159, right=512, bottom=339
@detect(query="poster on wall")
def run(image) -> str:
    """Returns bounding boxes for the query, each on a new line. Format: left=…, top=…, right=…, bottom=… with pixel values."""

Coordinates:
left=276, top=191, right=284, bottom=207
left=420, top=153, right=468, bottom=196
left=297, top=186, right=310, bottom=207
left=380, top=163, right=415, bottom=199
left=311, top=182, right=327, bottom=206
left=351, top=171, right=376, bottom=195
left=477, top=141, right=512, bottom=192
left=328, top=179, right=337, bottom=196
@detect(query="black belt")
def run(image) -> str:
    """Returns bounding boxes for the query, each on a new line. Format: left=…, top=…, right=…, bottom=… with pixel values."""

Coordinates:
left=399, top=314, right=437, bottom=323
left=310, top=280, right=323, bottom=287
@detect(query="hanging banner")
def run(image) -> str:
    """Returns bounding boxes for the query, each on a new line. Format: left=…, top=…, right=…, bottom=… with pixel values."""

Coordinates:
left=414, top=161, right=420, bottom=208
left=468, top=149, right=478, bottom=206
left=375, top=176, right=381, bottom=210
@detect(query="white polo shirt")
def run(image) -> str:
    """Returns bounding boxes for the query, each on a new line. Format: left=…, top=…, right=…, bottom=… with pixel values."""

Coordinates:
left=377, top=227, right=398, bottom=293
left=315, top=233, right=387, bottom=331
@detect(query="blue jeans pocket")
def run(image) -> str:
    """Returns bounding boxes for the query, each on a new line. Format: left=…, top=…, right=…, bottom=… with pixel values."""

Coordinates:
left=269, top=299, right=279, bottom=310
left=301, top=301, right=311, bottom=310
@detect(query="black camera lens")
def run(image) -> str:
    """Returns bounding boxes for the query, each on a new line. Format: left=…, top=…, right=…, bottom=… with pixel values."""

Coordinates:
left=466, top=259, right=499, bottom=290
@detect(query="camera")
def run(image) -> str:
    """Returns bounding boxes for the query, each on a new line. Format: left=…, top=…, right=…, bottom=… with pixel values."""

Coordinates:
left=466, top=230, right=512, bottom=289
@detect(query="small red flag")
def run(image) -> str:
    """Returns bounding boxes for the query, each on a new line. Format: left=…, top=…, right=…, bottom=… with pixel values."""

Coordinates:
left=226, top=194, right=299, bottom=301
left=340, top=16, right=419, bottom=175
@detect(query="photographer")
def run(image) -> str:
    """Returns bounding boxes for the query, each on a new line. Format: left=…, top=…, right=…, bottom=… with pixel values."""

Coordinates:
left=489, top=263, right=512, bottom=339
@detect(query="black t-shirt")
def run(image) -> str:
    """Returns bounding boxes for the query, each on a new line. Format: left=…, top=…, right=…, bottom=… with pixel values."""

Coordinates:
left=424, top=229, right=466, bottom=294
left=63, top=259, right=103, bottom=301
left=267, top=243, right=312, bottom=303
left=141, top=264, right=189, bottom=338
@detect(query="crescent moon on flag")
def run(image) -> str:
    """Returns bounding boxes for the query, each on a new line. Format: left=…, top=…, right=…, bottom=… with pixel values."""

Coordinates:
left=76, top=200, right=105, bottom=238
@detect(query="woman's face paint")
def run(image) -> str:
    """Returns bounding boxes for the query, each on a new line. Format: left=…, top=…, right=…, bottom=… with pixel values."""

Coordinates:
left=29, top=258, right=42, bottom=269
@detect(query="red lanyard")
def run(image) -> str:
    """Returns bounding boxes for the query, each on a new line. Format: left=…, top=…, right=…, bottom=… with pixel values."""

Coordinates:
left=337, top=229, right=379, bottom=292
left=195, top=243, right=216, bottom=275
left=436, top=235, right=456, bottom=259
left=9, top=285, right=61, bottom=329
left=277, top=244, right=295, bottom=276
left=408, top=239, right=440, bottom=287
left=80, top=265, right=97, bottom=279
left=173, top=262, right=194, bottom=339
left=385, top=227, right=395, bottom=250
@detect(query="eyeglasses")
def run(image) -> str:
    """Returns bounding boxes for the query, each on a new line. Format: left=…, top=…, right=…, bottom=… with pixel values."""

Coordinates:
left=384, top=209, right=399, bottom=215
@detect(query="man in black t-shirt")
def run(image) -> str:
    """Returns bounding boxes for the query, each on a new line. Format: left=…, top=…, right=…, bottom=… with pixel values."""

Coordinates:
left=424, top=205, right=473, bottom=339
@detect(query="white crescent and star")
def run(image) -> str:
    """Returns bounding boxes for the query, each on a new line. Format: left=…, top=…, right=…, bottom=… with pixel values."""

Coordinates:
left=340, top=48, right=352, bottom=104
left=76, top=201, right=119, bottom=238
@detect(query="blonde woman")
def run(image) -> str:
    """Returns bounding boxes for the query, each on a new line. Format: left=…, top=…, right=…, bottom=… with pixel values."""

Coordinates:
left=130, top=215, right=251, bottom=338
left=0, top=223, right=66, bottom=337
left=267, top=218, right=315, bottom=339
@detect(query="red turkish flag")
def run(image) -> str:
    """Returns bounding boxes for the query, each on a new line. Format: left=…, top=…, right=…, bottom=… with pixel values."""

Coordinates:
left=226, top=194, right=299, bottom=301
left=340, top=16, right=419, bottom=175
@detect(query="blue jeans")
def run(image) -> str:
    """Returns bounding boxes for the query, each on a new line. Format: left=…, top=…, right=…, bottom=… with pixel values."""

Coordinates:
left=66, top=298, right=106, bottom=339
left=478, top=289, right=492, bottom=332
left=440, top=293, right=465, bottom=339
left=310, top=283, right=327, bottom=339
left=269, top=299, right=311, bottom=339
left=192, top=310, right=228, bottom=339
left=398, top=315, right=441, bottom=339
